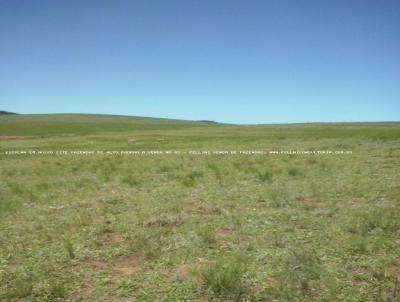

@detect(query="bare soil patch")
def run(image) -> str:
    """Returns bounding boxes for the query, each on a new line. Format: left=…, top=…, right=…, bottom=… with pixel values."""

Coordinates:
left=171, top=264, right=191, bottom=282
left=81, top=254, right=145, bottom=276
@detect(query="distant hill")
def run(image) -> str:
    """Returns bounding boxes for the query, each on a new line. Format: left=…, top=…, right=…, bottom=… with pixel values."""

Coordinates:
left=196, top=120, right=220, bottom=124
left=0, top=111, right=18, bottom=115
left=0, top=113, right=221, bottom=136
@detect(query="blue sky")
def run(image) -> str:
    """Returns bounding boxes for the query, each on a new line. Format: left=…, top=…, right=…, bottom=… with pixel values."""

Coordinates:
left=1, top=0, right=399, bottom=124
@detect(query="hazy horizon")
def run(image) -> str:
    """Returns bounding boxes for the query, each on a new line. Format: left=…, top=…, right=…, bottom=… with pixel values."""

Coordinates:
left=1, top=110, right=400, bottom=125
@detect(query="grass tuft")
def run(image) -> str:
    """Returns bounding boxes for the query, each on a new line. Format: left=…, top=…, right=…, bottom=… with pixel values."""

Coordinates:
left=10, top=278, right=33, bottom=299
left=349, top=206, right=400, bottom=235
left=272, top=247, right=337, bottom=300
left=182, top=170, right=203, bottom=187
left=197, top=226, right=217, bottom=246
left=288, top=166, right=303, bottom=177
left=258, top=170, right=273, bottom=182
left=64, top=239, right=75, bottom=259
left=197, top=253, right=249, bottom=297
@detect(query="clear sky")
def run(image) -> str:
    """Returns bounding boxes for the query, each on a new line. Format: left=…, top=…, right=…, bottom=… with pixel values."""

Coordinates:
left=1, top=0, right=399, bottom=124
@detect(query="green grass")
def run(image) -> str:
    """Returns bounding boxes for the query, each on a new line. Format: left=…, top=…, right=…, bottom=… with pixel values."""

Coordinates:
left=196, top=253, right=250, bottom=298
left=1, top=114, right=400, bottom=301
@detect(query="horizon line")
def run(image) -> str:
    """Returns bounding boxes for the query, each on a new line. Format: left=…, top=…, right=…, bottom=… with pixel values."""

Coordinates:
left=1, top=110, right=400, bottom=126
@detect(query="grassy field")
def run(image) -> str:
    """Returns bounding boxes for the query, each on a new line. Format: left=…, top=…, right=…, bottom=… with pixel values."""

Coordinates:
left=1, top=114, right=400, bottom=301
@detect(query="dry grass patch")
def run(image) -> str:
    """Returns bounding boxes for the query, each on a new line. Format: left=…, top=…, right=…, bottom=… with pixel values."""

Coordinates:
left=81, top=255, right=145, bottom=277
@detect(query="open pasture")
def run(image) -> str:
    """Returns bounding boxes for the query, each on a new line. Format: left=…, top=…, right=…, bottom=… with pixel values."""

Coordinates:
left=1, top=115, right=400, bottom=301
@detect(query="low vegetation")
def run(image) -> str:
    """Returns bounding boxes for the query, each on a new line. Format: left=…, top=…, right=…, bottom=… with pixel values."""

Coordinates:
left=0, top=114, right=399, bottom=301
